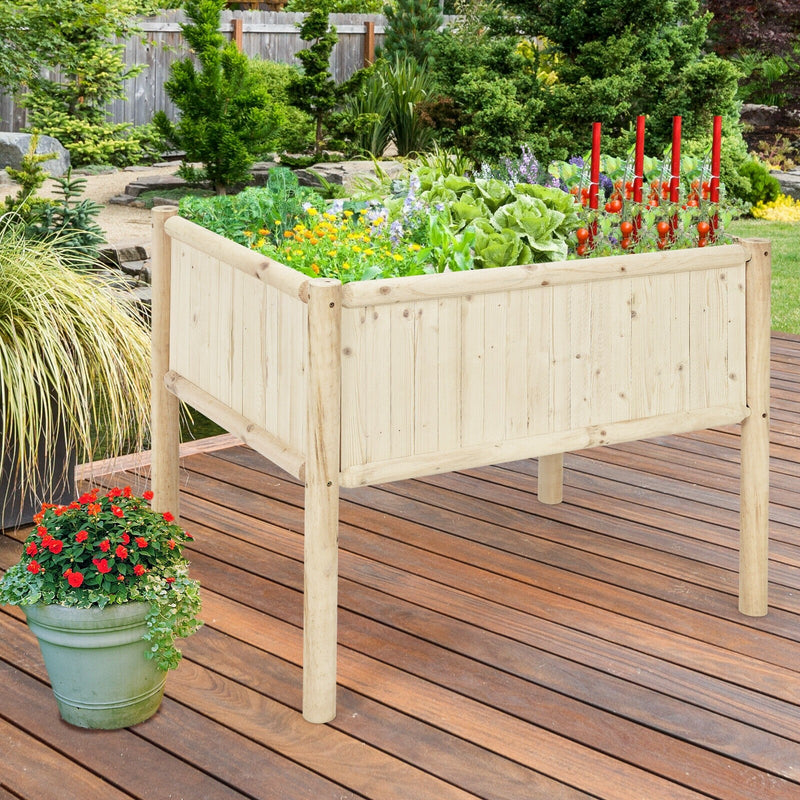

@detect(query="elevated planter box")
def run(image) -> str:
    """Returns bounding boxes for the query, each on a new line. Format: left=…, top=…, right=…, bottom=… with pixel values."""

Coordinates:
left=150, top=208, right=771, bottom=724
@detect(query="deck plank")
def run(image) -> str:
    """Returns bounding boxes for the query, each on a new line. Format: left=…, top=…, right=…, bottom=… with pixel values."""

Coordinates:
left=1, top=331, right=800, bottom=799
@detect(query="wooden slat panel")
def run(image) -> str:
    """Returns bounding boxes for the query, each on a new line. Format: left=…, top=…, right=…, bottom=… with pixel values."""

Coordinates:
left=437, top=297, right=461, bottom=452
left=390, top=303, right=415, bottom=460
left=413, top=300, right=439, bottom=455
left=482, top=293, right=506, bottom=443
left=460, top=294, right=485, bottom=447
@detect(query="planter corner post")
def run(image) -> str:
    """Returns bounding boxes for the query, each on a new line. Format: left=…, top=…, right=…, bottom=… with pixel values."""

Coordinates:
left=150, top=206, right=181, bottom=521
left=303, top=277, right=342, bottom=723
left=740, top=239, right=771, bottom=616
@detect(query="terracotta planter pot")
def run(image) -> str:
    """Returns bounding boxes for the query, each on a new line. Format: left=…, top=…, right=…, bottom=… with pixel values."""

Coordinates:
left=24, top=602, right=167, bottom=729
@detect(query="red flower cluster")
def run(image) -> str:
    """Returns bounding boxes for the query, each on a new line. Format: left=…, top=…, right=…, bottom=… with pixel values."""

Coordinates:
left=12, top=486, right=192, bottom=601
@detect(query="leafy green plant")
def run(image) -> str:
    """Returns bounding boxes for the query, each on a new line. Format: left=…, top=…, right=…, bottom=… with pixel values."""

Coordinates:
left=155, top=0, right=284, bottom=193
left=246, top=59, right=316, bottom=154
left=0, top=221, right=151, bottom=509
left=736, top=159, right=782, bottom=206
left=179, top=167, right=324, bottom=247
left=0, top=487, right=201, bottom=671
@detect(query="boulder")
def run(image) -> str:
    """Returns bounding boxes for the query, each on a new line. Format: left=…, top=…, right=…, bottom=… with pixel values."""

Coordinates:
left=0, top=132, right=71, bottom=177
left=294, top=160, right=406, bottom=190
left=774, top=169, right=800, bottom=200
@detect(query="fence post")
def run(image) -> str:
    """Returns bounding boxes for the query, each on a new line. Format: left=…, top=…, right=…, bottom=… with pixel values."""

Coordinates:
left=739, top=238, right=771, bottom=617
left=150, top=207, right=181, bottom=520
left=303, top=277, right=342, bottom=723
left=364, top=21, right=375, bottom=66
left=232, top=17, right=243, bottom=51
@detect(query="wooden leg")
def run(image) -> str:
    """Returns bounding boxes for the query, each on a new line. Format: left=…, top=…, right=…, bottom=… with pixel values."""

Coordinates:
left=303, top=278, right=342, bottom=723
left=150, top=207, right=181, bottom=519
left=739, top=239, right=771, bottom=617
left=538, top=453, right=564, bottom=505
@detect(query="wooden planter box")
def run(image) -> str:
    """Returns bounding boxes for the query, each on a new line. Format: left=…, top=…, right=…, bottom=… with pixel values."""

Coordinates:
left=150, top=208, right=771, bottom=724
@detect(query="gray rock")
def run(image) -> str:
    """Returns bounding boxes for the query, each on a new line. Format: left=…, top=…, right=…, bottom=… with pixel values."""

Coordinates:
left=0, top=132, right=71, bottom=177
left=295, top=160, right=405, bottom=190
left=740, top=103, right=800, bottom=131
left=774, top=170, right=800, bottom=200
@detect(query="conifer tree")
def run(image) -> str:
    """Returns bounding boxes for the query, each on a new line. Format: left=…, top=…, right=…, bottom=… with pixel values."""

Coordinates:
left=287, top=6, right=338, bottom=155
left=155, top=0, right=282, bottom=193
left=381, top=0, right=443, bottom=65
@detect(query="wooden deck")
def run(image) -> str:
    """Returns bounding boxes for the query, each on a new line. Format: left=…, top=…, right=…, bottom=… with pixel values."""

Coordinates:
left=2, top=330, right=800, bottom=800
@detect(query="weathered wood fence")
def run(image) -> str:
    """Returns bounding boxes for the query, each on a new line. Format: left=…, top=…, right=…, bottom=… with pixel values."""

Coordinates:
left=1, top=11, right=453, bottom=131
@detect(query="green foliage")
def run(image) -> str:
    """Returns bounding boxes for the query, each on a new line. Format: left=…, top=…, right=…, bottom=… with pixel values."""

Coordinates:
left=156, top=0, right=284, bottom=193
left=382, top=55, right=435, bottom=156
left=25, top=171, right=106, bottom=259
left=0, top=222, right=151, bottom=504
left=3, top=135, right=53, bottom=216
left=4, top=138, right=105, bottom=258
left=493, top=0, right=740, bottom=157
left=381, top=0, right=443, bottom=64
left=287, top=5, right=339, bottom=154
left=6, top=0, right=149, bottom=165
left=737, top=159, right=782, bottom=206
left=178, top=167, right=324, bottom=248
left=0, top=489, right=202, bottom=672
left=246, top=59, right=315, bottom=154
left=423, top=18, right=541, bottom=162
left=26, top=112, right=150, bottom=168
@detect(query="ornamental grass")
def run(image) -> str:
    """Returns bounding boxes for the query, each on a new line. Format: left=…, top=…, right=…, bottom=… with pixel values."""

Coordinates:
left=0, top=219, right=151, bottom=505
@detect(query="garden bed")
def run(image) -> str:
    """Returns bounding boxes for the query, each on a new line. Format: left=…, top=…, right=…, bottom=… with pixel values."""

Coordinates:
left=150, top=207, right=771, bottom=724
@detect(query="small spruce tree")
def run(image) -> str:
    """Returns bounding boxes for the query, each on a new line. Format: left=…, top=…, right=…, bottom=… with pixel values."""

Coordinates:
left=155, top=0, right=282, bottom=193
left=287, top=6, right=338, bottom=155
left=381, top=0, right=444, bottom=65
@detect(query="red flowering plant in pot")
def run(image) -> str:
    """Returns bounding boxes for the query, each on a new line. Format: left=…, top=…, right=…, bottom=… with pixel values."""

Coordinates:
left=0, top=487, right=202, bottom=728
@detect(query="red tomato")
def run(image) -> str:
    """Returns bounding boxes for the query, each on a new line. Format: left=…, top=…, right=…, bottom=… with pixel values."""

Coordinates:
left=620, top=221, right=634, bottom=237
left=621, top=237, right=631, bottom=250
left=656, top=221, right=671, bottom=237
left=697, top=221, right=710, bottom=236
left=576, top=227, right=590, bottom=243
left=605, top=198, right=622, bottom=213
left=576, top=244, right=588, bottom=256
left=697, top=236, right=707, bottom=247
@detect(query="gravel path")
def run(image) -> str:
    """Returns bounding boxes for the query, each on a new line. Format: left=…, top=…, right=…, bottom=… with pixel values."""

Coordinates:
left=1, top=164, right=180, bottom=247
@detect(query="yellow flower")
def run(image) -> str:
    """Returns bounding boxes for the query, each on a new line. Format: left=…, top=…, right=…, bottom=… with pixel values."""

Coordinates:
left=284, top=230, right=294, bottom=239
left=372, top=217, right=384, bottom=226
left=327, top=250, right=337, bottom=257
left=352, top=245, right=362, bottom=253
left=255, top=237, right=266, bottom=248
left=393, top=253, right=403, bottom=262
left=309, top=237, right=319, bottom=245
left=294, top=249, right=303, bottom=256
left=243, top=230, right=253, bottom=237
left=258, top=228, right=270, bottom=236
left=364, top=248, right=375, bottom=256
left=274, top=219, right=282, bottom=226
left=408, top=243, right=422, bottom=252
left=343, top=261, right=351, bottom=270
left=344, top=210, right=354, bottom=218
left=311, top=262, right=320, bottom=274
left=307, top=207, right=319, bottom=216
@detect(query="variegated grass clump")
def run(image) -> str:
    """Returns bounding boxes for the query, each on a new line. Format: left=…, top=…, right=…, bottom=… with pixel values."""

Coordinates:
left=0, top=219, right=151, bottom=504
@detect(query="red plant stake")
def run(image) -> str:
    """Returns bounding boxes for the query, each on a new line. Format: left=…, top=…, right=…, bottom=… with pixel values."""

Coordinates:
left=669, top=115, right=681, bottom=240
left=633, top=115, right=645, bottom=238
left=589, top=122, right=601, bottom=245
left=710, top=115, right=722, bottom=241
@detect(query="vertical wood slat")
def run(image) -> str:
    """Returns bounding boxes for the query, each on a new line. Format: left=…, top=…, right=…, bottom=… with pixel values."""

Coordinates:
left=739, top=240, right=771, bottom=617
left=303, top=278, right=342, bottom=724
left=150, top=207, right=181, bottom=519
